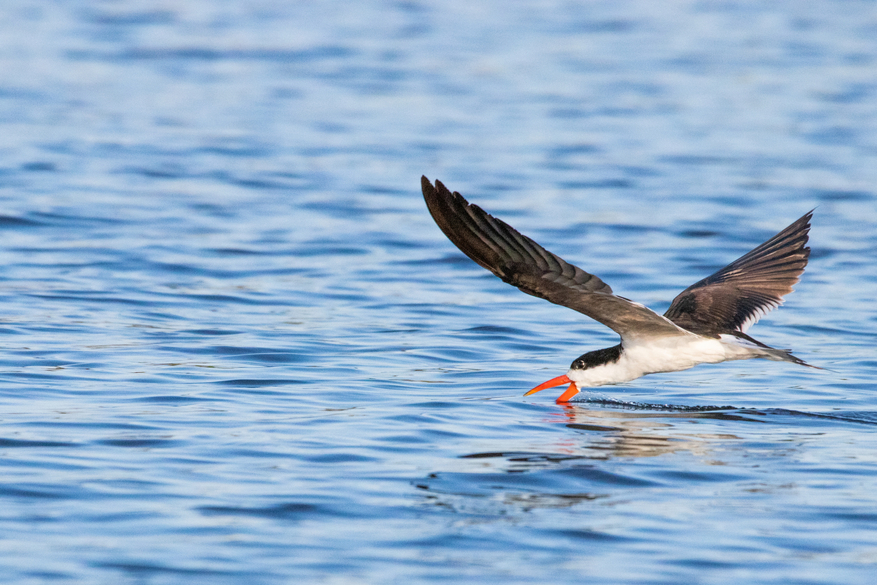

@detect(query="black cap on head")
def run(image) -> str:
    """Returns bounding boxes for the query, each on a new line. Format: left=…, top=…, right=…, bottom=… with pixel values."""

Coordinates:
left=571, top=344, right=622, bottom=370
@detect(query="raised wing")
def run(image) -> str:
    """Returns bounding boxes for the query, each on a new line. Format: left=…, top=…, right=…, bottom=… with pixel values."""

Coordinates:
left=422, top=176, right=687, bottom=340
left=664, top=210, right=812, bottom=336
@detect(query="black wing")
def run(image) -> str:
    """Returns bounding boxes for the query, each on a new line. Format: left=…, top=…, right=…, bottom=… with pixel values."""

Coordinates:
left=664, top=210, right=812, bottom=336
left=422, top=176, right=686, bottom=340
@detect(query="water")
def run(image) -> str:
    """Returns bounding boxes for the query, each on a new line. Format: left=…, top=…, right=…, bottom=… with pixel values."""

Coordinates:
left=1, top=1, right=876, bottom=583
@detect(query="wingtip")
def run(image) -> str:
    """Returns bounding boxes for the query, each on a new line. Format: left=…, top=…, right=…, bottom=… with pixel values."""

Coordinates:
left=421, top=175, right=454, bottom=198
left=798, top=208, right=815, bottom=230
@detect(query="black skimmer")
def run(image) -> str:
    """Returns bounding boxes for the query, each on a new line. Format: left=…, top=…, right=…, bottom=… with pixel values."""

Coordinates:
left=421, top=176, right=819, bottom=403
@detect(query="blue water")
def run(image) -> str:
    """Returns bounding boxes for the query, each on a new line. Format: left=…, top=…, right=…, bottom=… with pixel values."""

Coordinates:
left=1, top=2, right=876, bottom=583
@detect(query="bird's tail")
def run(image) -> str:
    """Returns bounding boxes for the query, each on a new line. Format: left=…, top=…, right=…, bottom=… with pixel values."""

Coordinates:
left=761, top=347, right=824, bottom=370
left=726, top=332, right=824, bottom=370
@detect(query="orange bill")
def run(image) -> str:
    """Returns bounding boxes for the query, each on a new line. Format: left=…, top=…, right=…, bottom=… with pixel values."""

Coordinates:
left=524, top=374, right=571, bottom=396
left=554, top=384, right=580, bottom=403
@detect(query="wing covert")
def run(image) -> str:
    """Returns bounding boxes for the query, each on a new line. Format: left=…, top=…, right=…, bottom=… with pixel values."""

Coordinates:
left=422, top=176, right=686, bottom=340
left=664, top=210, right=812, bottom=335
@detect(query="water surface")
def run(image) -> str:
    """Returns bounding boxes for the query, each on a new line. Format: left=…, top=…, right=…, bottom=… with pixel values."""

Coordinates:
left=1, top=1, right=876, bottom=583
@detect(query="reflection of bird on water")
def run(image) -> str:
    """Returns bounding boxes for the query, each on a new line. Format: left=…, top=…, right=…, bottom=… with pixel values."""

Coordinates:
left=416, top=405, right=756, bottom=514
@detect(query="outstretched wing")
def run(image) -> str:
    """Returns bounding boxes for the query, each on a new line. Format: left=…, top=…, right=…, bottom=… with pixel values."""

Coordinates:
left=422, top=176, right=687, bottom=341
left=664, top=210, right=812, bottom=335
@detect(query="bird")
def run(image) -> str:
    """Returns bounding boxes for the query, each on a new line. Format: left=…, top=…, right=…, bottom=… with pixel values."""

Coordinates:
left=421, top=176, right=819, bottom=403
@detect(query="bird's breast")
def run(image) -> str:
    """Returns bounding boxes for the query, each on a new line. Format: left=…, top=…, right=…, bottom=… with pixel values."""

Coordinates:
left=567, top=335, right=750, bottom=388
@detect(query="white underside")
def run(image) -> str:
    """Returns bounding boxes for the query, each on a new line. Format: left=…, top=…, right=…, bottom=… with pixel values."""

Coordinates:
left=567, top=333, right=780, bottom=388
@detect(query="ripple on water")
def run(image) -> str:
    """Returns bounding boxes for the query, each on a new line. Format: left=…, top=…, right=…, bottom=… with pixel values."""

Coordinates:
left=0, top=1, right=875, bottom=584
